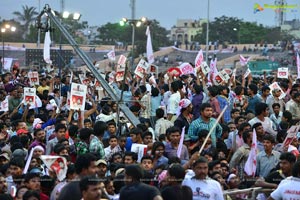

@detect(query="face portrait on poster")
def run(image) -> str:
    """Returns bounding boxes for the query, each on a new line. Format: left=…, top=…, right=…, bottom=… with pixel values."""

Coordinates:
left=24, top=87, right=36, bottom=106
left=70, top=83, right=87, bottom=111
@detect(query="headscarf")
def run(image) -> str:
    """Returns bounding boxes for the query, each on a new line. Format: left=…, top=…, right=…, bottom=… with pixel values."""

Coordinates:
left=176, top=98, right=191, bottom=116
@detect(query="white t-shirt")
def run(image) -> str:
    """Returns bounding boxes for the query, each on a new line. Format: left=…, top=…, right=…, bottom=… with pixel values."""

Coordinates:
left=167, top=91, right=180, bottom=115
left=182, top=177, right=224, bottom=200
left=270, top=177, right=300, bottom=200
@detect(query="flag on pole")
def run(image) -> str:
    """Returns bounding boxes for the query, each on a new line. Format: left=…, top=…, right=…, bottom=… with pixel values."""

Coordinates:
left=146, top=26, right=154, bottom=64
left=239, top=55, right=250, bottom=66
left=244, top=128, right=257, bottom=176
left=177, top=127, right=185, bottom=158
left=297, top=53, right=300, bottom=79
left=107, top=49, right=116, bottom=61
left=43, top=31, right=52, bottom=64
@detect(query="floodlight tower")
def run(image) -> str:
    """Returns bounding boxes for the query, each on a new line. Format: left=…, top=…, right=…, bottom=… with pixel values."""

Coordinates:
left=274, top=0, right=287, bottom=26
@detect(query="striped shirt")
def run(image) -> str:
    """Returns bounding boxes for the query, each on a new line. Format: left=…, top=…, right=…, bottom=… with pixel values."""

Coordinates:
left=188, top=116, right=222, bottom=147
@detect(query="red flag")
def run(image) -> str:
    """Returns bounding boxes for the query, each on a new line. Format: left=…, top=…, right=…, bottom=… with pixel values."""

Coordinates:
left=244, top=129, right=257, bottom=176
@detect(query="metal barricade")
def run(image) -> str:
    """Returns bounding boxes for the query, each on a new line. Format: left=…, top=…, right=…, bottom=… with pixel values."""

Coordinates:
left=223, top=187, right=274, bottom=200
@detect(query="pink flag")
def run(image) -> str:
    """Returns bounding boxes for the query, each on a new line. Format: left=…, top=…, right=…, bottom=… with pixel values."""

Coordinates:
left=146, top=26, right=154, bottom=64
left=177, top=127, right=185, bottom=158
left=239, top=55, right=250, bottom=66
left=43, top=31, right=52, bottom=64
left=297, top=53, right=300, bottom=79
left=195, top=49, right=204, bottom=68
left=244, top=129, right=257, bottom=176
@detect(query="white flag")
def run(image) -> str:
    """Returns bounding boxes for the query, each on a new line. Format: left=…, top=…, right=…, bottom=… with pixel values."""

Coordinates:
left=239, top=55, right=250, bottom=66
left=146, top=26, right=154, bottom=64
left=244, top=129, right=257, bottom=176
left=107, top=49, right=116, bottom=61
left=177, top=127, right=185, bottom=158
left=43, top=31, right=52, bottom=64
left=297, top=53, right=300, bottom=79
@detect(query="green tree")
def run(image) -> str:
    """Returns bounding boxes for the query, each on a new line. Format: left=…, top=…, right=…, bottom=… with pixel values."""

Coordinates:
left=97, top=20, right=170, bottom=59
left=13, top=5, right=38, bottom=40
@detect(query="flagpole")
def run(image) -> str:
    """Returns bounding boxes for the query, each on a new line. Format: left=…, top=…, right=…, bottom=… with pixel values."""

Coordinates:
left=205, top=0, right=210, bottom=63
left=199, top=105, right=227, bottom=154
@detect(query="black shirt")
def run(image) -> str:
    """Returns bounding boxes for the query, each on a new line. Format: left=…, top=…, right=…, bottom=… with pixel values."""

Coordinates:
left=120, top=182, right=161, bottom=200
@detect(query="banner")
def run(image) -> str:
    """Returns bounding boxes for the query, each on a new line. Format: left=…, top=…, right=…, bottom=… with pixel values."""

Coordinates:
left=244, top=129, right=257, bottom=176
left=146, top=26, right=154, bottom=64
left=70, top=83, right=87, bottom=111
left=107, top=49, right=116, bottom=61
left=297, top=53, right=300, bottom=79
left=3, top=58, right=13, bottom=71
left=134, top=59, right=149, bottom=78
left=131, top=143, right=148, bottom=163
left=200, top=61, right=210, bottom=75
left=283, top=125, right=299, bottom=149
left=43, top=31, right=52, bottom=64
left=195, top=49, right=204, bottom=68
left=277, top=67, right=288, bottom=79
left=0, top=96, right=9, bottom=112
left=244, top=68, right=251, bottom=78
left=179, top=62, right=194, bottom=75
left=28, top=71, right=39, bottom=86
left=213, top=69, right=230, bottom=85
left=116, top=55, right=127, bottom=81
left=23, top=87, right=36, bottom=107
left=40, top=155, right=68, bottom=181
left=208, top=58, right=218, bottom=84
left=269, top=82, right=286, bottom=100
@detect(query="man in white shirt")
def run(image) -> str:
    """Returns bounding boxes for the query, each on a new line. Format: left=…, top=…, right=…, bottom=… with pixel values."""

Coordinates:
left=268, top=160, right=300, bottom=200
left=182, top=157, right=224, bottom=200
left=248, top=102, right=276, bottom=137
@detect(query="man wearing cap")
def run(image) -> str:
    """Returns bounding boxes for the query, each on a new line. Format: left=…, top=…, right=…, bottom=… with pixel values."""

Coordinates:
left=0, top=152, right=10, bottom=167
left=95, top=159, right=107, bottom=178
left=174, top=98, right=193, bottom=135
left=120, top=164, right=163, bottom=200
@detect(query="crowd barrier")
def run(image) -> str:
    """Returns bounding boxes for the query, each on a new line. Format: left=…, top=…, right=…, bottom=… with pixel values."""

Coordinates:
left=223, top=187, right=274, bottom=200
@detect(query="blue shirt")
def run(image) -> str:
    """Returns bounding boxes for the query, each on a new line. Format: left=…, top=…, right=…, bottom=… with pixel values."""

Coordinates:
left=217, top=95, right=231, bottom=123
left=246, top=94, right=262, bottom=114
left=188, top=116, right=222, bottom=147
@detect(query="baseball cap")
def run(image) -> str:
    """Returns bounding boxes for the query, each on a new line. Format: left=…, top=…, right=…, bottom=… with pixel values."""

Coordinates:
left=95, top=159, right=107, bottom=166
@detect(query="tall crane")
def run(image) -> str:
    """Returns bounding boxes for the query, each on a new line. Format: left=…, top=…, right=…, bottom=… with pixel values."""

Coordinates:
left=36, top=4, right=140, bottom=127
left=274, top=0, right=287, bottom=26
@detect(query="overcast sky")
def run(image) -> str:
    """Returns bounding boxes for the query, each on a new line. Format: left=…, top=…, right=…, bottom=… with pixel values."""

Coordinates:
left=1, top=0, right=299, bottom=29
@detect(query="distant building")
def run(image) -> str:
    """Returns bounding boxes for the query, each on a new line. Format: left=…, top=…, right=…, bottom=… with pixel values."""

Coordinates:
left=281, top=19, right=300, bottom=39
left=170, top=19, right=206, bottom=45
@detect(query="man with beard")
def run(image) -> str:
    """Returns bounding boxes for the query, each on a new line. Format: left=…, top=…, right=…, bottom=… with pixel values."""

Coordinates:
left=79, top=175, right=103, bottom=200
left=161, top=164, right=192, bottom=200
left=0, top=174, right=7, bottom=194
left=7, top=157, right=25, bottom=195
left=120, top=164, right=162, bottom=200
left=188, top=103, right=222, bottom=148
left=182, top=157, right=224, bottom=200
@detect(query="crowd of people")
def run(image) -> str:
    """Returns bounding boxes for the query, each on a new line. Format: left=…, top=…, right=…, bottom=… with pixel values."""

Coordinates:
left=0, top=61, right=299, bottom=200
